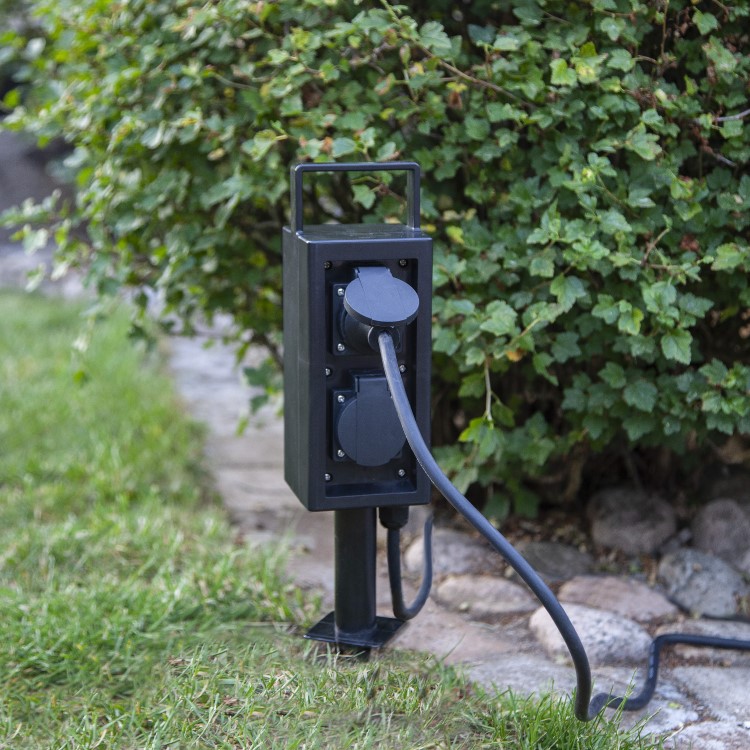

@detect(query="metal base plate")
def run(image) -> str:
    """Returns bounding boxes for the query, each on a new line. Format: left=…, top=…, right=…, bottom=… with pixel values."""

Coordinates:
left=304, top=612, right=405, bottom=649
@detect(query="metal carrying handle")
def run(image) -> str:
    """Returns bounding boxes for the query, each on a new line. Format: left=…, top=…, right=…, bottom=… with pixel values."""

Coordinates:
left=290, top=161, right=421, bottom=234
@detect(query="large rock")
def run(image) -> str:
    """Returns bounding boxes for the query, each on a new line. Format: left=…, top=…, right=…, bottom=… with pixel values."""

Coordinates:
left=587, top=487, right=676, bottom=555
left=692, top=498, right=750, bottom=566
left=558, top=575, right=678, bottom=623
left=404, top=527, right=501, bottom=577
left=529, top=603, right=651, bottom=666
left=657, top=548, right=749, bottom=618
left=435, top=574, right=537, bottom=619
left=514, top=540, right=594, bottom=582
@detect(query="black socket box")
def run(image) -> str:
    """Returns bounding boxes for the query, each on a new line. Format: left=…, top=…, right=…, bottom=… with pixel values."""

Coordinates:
left=282, top=162, right=432, bottom=511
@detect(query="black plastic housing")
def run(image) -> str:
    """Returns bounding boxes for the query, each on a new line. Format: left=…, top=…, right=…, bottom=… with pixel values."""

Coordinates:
left=282, top=163, right=432, bottom=512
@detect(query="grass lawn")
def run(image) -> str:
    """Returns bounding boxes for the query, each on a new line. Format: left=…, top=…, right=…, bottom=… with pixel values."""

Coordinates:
left=0, top=291, right=663, bottom=749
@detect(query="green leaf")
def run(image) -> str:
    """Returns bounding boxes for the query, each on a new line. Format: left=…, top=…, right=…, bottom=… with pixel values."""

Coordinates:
left=420, top=21, right=452, bottom=56
left=607, top=49, right=634, bottom=71
left=642, top=281, right=677, bottom=314
left=700, top=359, right=728, bottom=385
left=720, top=119, right=743, bottom=139
left=662, top=415, right=683, bottom=436
left=625, top=126, right=662, bottom=161
left=465, top=117, right=490, bottom=141
left=707, top=412, right=736, bottom=434
left=489, top=404, right=514, bottom=439
left=661, top=329, right=692, bottom=365
left=494, top=34, right=521, bottom=52
left=562, top=385, right=587, bottom=412
left=678, top=293, right=713, bottom=319
left=468, top=24, right=495, bottom=45
left=583, top=413, right=610, bottom=441
left=141, top=123, right=166, bottom=149
left=599, top=209, right=632, bottom=235
left=623, top=412, right=656, bottom=440
left=704, top=39, right=737, bottom=73
left=486, top=102, right=524, bottom=123
left=458, top=372, right=486, bottom=398
left=550, top=59, right=577, bottom=87
left=376, top=141, right=398, bottom=160
left=627, top=187, right=656, bottom=208
left=693, top=10, right=719, bottom=35
left=444, top=298, right=476, bottom=317
left=459, top=417, right=503, bottom=461
left=574, top=59, right=600, bottom=85
left=623, top=380, right=658, bottom=411
left=617, top=302, right=644, bottom=335
left=433, top=326, right=460, bottom=355
left=480, top=300, right=518, bottom=336
left=600, top=17, right=624, bottom=41
left=550, top=275, right=586, bottom=311
left=513, top=4, right=543, bottom=25
left=640, top=109, right=664, bottom=128
left=337, top=111, right=366, bottom=131
left=592, top=294, right=619, bottom=324
left=711, top=243, right=748, bottom=271
left=352, top=184, right=376, bottom=209
left=241, top=130, right=279, bottom=160
left=551, top=332, right=581, bottom=363
left=331, top=137, right=357, bottom=158
left=599, top=362, right=626, bottom=389
left=533, top=352, right=559, bottom=385
left=529, top=249, right=556, bottom=278
left=21, top=227, right=49, bottom=255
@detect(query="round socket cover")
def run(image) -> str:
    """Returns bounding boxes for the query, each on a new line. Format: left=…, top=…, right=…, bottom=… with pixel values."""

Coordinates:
left=336, top=376, right=406, bottom=467
left=344, top=266, right=419, bottom=328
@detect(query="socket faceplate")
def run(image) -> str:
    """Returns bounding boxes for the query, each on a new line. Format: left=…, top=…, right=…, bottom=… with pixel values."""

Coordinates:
left=283, top=223, right=432, bottom=511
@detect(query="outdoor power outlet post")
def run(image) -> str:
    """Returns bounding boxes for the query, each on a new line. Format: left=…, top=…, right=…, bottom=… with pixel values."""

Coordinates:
left=283, top=162, right=432, bottom=648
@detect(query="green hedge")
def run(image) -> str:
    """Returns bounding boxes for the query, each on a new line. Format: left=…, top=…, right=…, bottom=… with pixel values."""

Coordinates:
left=3, top=0, right=749, bottom=514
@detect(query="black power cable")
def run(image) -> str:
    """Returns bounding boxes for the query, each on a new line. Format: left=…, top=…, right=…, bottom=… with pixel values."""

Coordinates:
left=378, top=329, right=750, bottom=722
left=380, top=507, right=434, bottom=620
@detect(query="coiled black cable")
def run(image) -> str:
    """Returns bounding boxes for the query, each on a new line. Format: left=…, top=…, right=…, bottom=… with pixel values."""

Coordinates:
left=589, top=632, right=750, bottom=713
left=378, top=329, right=750, bottom=721
left=384, top=514, right=434, bottom=620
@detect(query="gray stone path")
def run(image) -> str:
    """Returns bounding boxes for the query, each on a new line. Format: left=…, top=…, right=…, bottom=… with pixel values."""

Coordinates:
left=1, top=129, right=748, bottom=748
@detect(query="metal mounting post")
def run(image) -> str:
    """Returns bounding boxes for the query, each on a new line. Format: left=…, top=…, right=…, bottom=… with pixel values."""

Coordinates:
left=305, top=508, right=404, bottom=649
